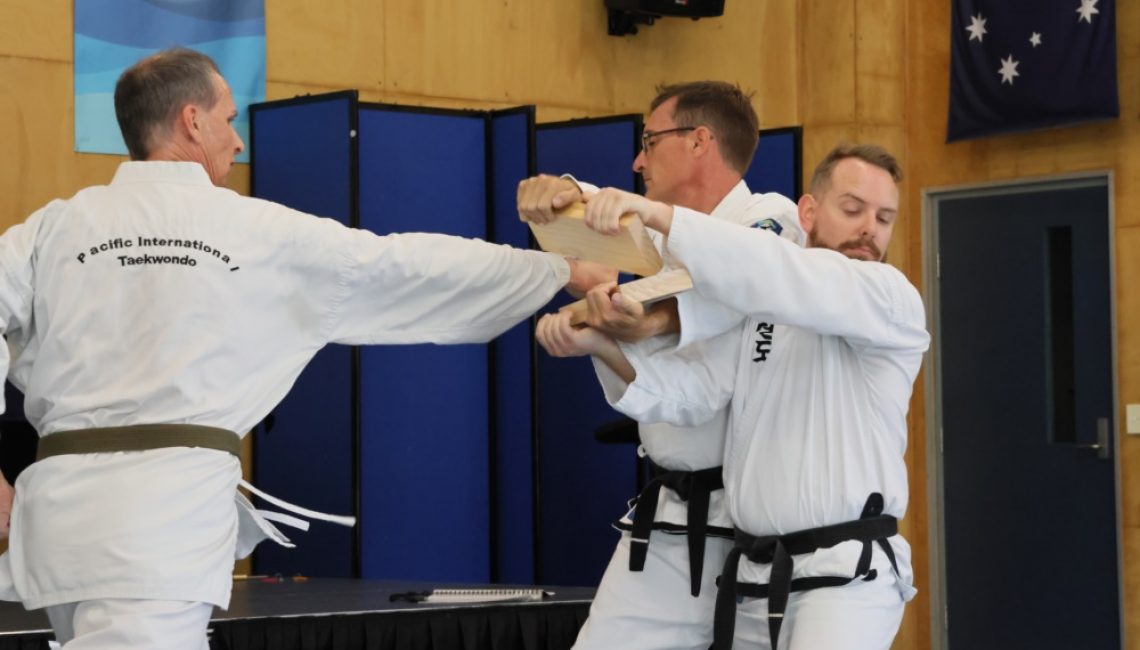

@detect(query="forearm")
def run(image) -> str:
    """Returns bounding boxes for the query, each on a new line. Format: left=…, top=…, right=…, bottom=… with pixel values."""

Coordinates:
left=643, top=299, right=679, bottom=337
left=565, top=258, right=619, bottom=298
left=643, top=203, right=673, bottom=235
left=0, top=468, right=12, bottom=539
left=600, top=298, right=678, bottom=342
left=666, top=207, right=928, bottom=348
left=331, top=232, right=569, bottom=345
left=591, top=336, right=636, bottom=384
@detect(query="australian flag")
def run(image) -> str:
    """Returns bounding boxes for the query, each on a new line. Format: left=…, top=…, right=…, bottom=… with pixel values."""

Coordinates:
left=948, top=0, right=1118, bottom=142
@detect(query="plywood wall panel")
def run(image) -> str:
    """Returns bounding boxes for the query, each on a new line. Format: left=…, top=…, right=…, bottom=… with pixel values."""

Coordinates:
left=0, top=57, right=126, bottom=231
left=376, top=1, right=800, bottom=127
left=854, top=0, right=905, bottom=126
left=1125, top=526, right=1140, bottom=650
left=1117, top=226, right=1140, bottom=531
left=0, top=81, right=32, bottom=231
left=382, top=1, right=525, bottom=104
left=604, top=1, right=800, bottom=129
left=266, top=1, right=386, bottom=91
left=0, top=0, right=71, bottom=62
left=1119, top=149, right=1140, bottom=229
left=263, top=2, right=803, bottom=129
left=224, top=164, right=249, bottom=196
left=799, top=0, right=856, bottom=126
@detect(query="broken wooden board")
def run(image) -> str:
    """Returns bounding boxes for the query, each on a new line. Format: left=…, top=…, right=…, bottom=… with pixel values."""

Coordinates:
left=528, top=202, right=663, bottom=277
left=560, top=269, right=693, bottom=326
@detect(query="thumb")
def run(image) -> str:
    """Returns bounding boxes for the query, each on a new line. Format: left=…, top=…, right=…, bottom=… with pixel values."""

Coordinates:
left=552, top=190, right=577, bottom=209
left=612, top=292, right=640, bottom=315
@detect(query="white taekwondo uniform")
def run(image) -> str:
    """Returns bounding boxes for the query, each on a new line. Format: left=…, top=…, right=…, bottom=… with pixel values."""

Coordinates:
left=0, top=162, right=572, bottom=646
left=593, top=207, right=929, bottom=650
left=572, top=182, right=804, bottom=650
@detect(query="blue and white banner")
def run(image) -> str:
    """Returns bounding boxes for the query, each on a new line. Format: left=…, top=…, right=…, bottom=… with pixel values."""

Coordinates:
left=75, top=0, right=265, bottom=162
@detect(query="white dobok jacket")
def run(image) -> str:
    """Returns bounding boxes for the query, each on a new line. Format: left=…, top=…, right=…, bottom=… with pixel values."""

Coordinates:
left=594, top=207, right=929, bottom=598
left=0, top=161, right=571, bottom=609
left=576, top=178, right=804, bottom=534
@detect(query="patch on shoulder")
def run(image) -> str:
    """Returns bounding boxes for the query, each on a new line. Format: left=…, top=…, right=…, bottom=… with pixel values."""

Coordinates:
left=752, top=218, right=784, bottom=235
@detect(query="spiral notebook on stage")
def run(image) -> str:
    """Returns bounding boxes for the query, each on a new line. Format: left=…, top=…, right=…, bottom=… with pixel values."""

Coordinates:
left=390, top=588, right=554, bottom=604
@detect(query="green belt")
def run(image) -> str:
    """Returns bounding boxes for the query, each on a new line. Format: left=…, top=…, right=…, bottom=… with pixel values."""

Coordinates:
left=36, top=424, right=241, bottom=461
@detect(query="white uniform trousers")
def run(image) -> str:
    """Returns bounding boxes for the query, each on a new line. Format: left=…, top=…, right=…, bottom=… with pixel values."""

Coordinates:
left=732, top=571, right=905, bottom=650
left=573, top=531, right=733, bottom=650
left=45, top=598, right=213, bottom=650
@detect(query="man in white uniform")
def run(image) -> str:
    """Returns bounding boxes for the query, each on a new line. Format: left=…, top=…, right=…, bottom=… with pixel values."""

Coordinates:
left=533, top=144, right=929, bottom=650
left=0, top=48, right=599, bottom=649
left=518, top=81, right=803, bottom=650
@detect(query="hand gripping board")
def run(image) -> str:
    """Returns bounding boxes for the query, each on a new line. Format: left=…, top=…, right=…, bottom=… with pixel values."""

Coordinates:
left=527, top=202, right=663, bottom=277
left=558, top=268, right=693, bottom=326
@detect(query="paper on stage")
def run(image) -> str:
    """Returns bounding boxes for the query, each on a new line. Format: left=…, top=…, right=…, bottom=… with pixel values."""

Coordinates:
left=390, top=588, right=553, bottom=604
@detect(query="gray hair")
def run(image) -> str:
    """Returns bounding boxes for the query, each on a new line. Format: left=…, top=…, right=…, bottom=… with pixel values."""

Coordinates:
left=114, top=47, right=221, bottom=160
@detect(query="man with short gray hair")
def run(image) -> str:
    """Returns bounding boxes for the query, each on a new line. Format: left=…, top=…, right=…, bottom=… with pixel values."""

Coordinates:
left=0, top=47, right=595, bottom=648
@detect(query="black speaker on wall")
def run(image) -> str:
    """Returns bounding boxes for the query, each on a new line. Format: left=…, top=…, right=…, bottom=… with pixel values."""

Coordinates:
left=605, top=0, right=725, bottom=35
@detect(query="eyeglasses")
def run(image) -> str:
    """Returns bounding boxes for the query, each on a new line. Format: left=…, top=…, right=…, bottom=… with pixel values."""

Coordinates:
left=640, top=127, right=696, bottom=153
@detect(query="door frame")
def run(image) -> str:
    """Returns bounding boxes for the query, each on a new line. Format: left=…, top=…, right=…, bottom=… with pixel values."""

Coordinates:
left=921, top=171, right=1123, bottom=649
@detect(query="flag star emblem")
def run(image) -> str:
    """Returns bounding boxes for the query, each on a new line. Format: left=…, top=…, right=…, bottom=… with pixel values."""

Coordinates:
left=1030, top=32, right=1043, bottom=47
left=1077, top=0, right=1099, bottom=23
left=998, top=55, right=1020, bottom=84
left=966, top=13, right=988, bottom=41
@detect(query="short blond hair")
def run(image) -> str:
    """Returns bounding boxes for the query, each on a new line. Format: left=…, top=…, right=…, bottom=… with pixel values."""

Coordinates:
left=809, top=143, right=902, bottom=196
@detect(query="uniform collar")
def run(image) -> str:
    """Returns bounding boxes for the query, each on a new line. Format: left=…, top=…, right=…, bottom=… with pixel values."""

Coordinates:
left=111, top=161, right=214, bottom=187
left=708, top=180, right=752, bottom=221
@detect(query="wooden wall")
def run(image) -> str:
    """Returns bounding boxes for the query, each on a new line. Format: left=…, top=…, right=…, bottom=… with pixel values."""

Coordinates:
left=2, top=1, right=1139, bottom=647
left=905, top=2, right=1140, bottom=648
left=264, top=2, right=797, bottom=124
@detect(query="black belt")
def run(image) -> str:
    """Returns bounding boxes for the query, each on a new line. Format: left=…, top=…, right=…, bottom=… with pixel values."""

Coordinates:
left=628, top=465, right=724, bottom=597
left=712, top=493, right=899, bottom=650
left=36, top=424, right=241, bottom=460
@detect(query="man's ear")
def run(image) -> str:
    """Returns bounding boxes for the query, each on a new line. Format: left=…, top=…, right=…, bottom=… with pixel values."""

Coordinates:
left=179, top=104, right=203, bottom=143
left=797, top=193, right=816, bottom=235
left=691, top=125, right=714, bottom=158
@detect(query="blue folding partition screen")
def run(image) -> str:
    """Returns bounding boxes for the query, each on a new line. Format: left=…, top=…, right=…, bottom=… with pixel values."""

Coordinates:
left=488, top=108, right=540, bottom=585
left=249, top=95, right=541, bottom=583
left=533, top=116, right=642, bottom=586
left=249, top=92, right=359, bottom=578
left=356, top=105, right=492, bottom=582
left=746, top=126, right=803, bottom=200
left=249, top=93, right=799, bottom=587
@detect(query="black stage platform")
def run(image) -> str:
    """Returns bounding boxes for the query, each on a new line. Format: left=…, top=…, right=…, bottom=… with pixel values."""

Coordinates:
left=0, top=579, right=595, bottom=649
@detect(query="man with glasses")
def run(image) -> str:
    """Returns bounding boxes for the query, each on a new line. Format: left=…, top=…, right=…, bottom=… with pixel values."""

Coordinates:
left=518, top=81, right=803, bottom=650
left=534, top=144, right=925, bottom=650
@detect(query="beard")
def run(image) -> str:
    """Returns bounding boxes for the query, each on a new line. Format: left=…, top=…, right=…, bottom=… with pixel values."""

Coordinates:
left=808, top=225, right=883, bottom=262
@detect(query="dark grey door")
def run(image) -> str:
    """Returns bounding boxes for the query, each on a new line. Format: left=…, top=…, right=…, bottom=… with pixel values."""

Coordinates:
left=938, top=180, right=1119, bottom=649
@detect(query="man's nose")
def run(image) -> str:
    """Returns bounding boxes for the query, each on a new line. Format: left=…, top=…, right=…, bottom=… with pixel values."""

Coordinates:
left=860, top=211, right=878, bottom=237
